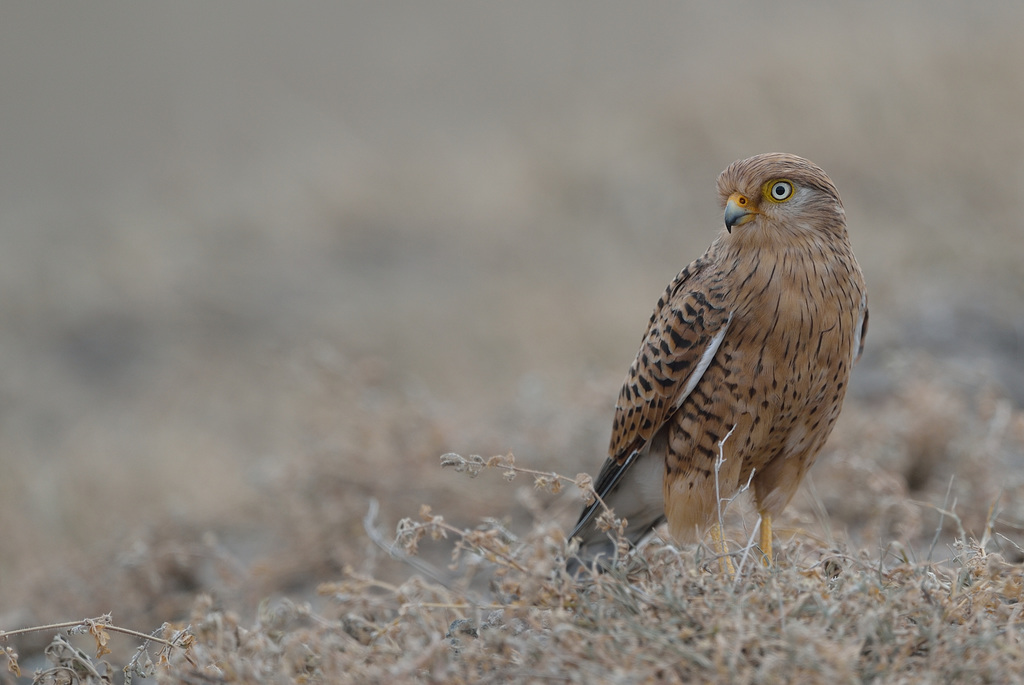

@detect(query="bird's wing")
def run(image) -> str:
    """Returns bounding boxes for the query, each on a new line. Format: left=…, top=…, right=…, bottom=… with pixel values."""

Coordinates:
left=853, top=292, right=868, bottom=365
left=570, top=263, right=732, bottom=539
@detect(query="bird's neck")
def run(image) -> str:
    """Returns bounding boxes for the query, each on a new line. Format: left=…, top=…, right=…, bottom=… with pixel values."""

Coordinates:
left=715, top=227, right=858, bottom=309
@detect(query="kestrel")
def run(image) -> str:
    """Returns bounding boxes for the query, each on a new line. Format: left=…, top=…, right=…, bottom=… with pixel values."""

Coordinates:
left=569, top=153, right=868, bottom=572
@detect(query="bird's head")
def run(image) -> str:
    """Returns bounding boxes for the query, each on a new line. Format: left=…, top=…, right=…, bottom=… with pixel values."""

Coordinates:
left=716, top=153, right=845, bottom=240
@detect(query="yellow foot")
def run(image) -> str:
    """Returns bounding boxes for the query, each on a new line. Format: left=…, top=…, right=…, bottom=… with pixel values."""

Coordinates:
left=759, top=513, right=773, bottom=566
left=710, top=521, right=735, bottom=575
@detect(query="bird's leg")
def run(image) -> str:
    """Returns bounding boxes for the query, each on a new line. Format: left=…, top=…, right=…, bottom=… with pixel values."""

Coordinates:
left=759, top=513, right=773, bottom=566
left=709, top=521, right=735, bottom=575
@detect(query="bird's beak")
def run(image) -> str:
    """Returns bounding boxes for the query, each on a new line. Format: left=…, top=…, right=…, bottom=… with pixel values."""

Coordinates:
left=724, top=192, right=758, bottom=233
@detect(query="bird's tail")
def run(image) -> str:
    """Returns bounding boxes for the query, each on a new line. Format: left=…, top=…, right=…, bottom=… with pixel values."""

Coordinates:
left=565, top=508, right=666, bottom=576
left=565, top=446, right=667, bottom=575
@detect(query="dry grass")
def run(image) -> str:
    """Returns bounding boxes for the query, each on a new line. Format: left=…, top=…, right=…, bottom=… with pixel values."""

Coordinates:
left=4, top=361, right=1024, bottom=683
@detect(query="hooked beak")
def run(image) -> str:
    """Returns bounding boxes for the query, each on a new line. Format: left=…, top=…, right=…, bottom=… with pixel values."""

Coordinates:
left=724, top=192, right=758, bottom=233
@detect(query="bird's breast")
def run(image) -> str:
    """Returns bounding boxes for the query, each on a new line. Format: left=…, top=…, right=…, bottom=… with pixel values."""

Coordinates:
left=717, top=248, right=864, bottom=431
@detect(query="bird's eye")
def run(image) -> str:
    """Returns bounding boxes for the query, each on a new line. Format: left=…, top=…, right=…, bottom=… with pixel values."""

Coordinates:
left=766, top=180, right=794, bottom=202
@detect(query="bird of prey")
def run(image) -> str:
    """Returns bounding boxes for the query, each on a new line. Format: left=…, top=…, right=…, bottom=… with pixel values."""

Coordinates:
left=569, top=153, right=868, bottom=573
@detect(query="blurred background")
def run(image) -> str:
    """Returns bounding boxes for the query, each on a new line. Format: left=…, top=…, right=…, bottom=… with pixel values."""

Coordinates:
left=2, top=0, right=1024, bottom=638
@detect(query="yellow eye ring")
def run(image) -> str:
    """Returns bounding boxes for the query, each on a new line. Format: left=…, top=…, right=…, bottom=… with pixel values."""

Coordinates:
left=763, top=180, right=794, bottom=203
